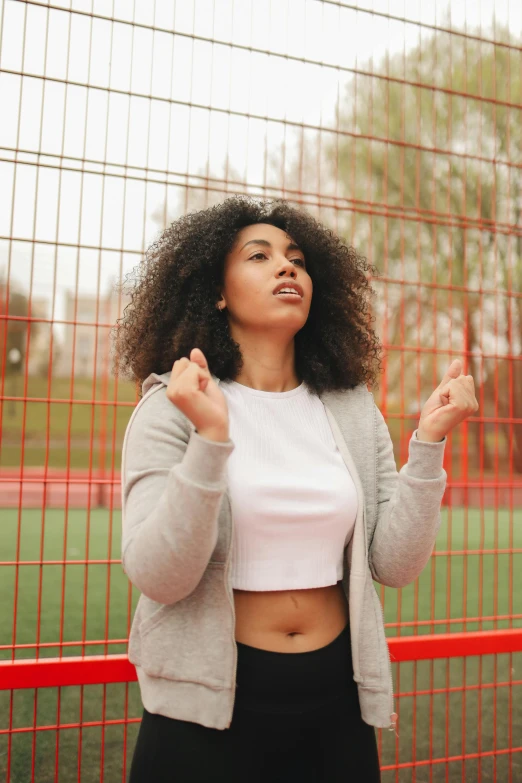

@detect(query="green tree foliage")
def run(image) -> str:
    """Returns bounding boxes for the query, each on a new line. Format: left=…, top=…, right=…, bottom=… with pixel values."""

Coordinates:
left=286, top=24, right=522, bottom=472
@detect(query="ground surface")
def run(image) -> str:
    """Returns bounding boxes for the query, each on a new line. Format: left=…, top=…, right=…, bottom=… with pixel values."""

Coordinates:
left=0, top=507, right=521, bottom=782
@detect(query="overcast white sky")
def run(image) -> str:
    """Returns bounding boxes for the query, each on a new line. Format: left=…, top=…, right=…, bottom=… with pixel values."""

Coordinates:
left=0, top=0, right=520, bottom=339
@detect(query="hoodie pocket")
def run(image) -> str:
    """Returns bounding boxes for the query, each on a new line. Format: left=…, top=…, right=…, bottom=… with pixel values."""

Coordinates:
left=139, top=600, right=174, bottom=636
left=137, top=563, right=234, bottom=689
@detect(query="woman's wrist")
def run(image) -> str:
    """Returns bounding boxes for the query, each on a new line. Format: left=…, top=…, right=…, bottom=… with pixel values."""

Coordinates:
left=196, top=427, right=230, bottom=443
left=416, top=428, right=444, bottom=443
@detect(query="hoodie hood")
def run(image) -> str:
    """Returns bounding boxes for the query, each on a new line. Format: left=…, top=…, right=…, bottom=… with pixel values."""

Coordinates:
left=141, top=372, right=171, bottom=397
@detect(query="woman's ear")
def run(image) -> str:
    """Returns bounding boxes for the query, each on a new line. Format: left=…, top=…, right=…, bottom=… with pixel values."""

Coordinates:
left=215, top=287, right=226, bottom=312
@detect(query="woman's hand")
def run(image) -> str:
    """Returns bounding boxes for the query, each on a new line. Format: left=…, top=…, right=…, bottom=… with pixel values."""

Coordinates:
left=166, top=348, right=229, bottom=442
left=417, top=359, right=479, bottom=442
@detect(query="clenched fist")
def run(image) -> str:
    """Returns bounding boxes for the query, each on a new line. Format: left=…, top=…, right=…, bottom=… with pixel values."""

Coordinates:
left=417, top=359, right=479, bottom=442
left=166, top=348, right=229, bottom=442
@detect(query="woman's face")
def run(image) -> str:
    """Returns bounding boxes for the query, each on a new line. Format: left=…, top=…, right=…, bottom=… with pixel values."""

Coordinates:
left=218, top=223, right=313, bottom=334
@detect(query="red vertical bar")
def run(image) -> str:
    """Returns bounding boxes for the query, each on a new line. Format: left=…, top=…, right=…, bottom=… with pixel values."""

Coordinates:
left=504, top=19, right=515, bottom=783
left=120, top=4, right=139, bottom=778
left=51, top=4, right=75, bottom=780
left=411, top=14, right=424, bottom=778
left=349, top=7, right=358, bottom=243
left=460, top=21, right=470, bottom=781
left=476, top=8, right=485, bottom=780
left=29, top=4, right=54, bottom=779
left=4, top=5, right=30, bottom=781
left=73, top=10, right=96, bottom=782
left=428, top=14, right=439, bottom=780
left=491, top=19, right=499, bottom=783
left=97, top=14, right=118, bottom=782
left=397, top=14, right=407, bottom=778
left=445, top=11, right=454, bottom=783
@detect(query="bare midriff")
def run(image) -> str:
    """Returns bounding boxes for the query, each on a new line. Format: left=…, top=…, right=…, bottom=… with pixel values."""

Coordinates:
left=233, top=581, right=349, bottom=653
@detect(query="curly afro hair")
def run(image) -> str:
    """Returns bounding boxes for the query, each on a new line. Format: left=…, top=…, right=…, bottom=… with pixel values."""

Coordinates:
left=112, top=195, right=383, bottom=397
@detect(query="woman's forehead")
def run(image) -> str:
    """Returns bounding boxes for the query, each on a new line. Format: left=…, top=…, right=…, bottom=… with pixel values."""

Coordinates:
left=233, top=223, right=296, bottom=248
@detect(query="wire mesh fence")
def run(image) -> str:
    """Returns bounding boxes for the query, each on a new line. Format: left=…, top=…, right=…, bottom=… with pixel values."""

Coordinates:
left=0, top=0, right=521, bottom=780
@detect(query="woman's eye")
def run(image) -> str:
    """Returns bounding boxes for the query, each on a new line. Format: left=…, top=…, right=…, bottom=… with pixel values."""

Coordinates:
left=251, top=252, right=305, bottom=268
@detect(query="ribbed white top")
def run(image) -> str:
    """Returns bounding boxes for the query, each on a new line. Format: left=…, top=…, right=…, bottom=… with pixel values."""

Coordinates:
left=219, top=379, right=358, bottom=591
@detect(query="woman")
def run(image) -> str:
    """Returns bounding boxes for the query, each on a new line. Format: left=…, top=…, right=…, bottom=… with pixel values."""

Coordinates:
left=115, top=195, right=478, bottom=782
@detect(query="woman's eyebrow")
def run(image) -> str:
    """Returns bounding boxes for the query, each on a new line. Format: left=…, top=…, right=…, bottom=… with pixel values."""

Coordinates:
left=240, top=239, right=303, bottom=253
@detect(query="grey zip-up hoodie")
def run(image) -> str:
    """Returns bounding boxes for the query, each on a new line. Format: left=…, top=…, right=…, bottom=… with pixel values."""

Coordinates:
left=121, top=371, right=447, bottom=731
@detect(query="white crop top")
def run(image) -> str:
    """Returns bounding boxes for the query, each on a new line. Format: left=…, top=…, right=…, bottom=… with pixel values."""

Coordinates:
left=219, top=379, right=358, bottom=591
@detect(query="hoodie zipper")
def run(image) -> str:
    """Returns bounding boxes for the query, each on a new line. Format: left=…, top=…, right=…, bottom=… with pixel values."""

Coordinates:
left=224, top=488, right=237, bottom=729
left=371, top=390, right=398, bottom=736
left=216, top=377, right=238, bottom=729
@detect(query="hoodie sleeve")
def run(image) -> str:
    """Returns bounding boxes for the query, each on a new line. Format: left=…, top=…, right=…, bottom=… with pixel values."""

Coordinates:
left=121, top=384, right=235, bottom=604
left=368, top=401, right=447, bottom=588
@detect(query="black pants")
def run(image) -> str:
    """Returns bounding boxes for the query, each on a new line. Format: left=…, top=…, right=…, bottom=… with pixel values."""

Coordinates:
left=128, top=623, right=381, bottom=782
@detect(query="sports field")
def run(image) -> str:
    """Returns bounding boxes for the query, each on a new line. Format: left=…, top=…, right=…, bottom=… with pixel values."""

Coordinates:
left=1, top=507, right=521, bottom=782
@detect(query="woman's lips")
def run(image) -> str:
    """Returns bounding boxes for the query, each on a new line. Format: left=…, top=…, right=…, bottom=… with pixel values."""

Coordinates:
left=274, top=292, right=303, bottom=301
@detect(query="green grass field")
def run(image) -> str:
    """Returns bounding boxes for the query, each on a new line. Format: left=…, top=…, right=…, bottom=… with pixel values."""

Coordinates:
left=1, top=507, right=521, bottom=782
left=1, top=376, right=137, bottom=470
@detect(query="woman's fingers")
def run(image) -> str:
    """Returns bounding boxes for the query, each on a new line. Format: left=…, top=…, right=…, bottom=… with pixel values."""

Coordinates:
left=189, top=347, right=208, bottom=367
left=170, top=354, right=211, bottom=397
left=166, top=351, right=229, bottom=436
left=172, top=349, right=208, bottom=376
left=170, top=357, right=190, bottom=381
left=189, top=350, right=211, bottom=389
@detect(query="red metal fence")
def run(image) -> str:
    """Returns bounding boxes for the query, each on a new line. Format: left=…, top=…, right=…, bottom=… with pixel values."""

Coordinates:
left=1, top=1, right=521, bottom=781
